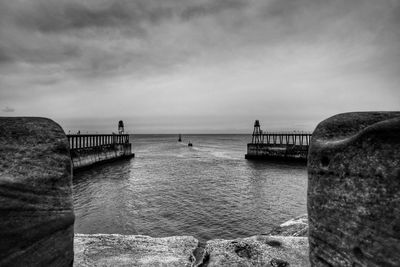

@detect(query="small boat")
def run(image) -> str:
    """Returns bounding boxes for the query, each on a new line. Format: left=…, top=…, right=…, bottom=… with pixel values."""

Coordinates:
left=188, top=141, right=193, bottom=147
left=178, top=134, right=182, bottom=142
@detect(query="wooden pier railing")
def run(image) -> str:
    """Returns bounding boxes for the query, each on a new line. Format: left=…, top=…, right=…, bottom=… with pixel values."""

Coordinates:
left=66, top=134, right=134, bottom=170
left=246, top=120, right=313, bottom=162
left=251, top=132, right=312, bottom=146
left=67, top=134, right=130, bottom=150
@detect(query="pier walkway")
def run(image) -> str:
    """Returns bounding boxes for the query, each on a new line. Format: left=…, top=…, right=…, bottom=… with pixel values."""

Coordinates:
left=67, top=129, right=134, bottom=170
left=245, top=120, right=312, bottom=162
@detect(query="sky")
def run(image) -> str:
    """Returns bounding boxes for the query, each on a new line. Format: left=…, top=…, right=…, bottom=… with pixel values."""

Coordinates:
left=0, top=0, right=399, bottom=134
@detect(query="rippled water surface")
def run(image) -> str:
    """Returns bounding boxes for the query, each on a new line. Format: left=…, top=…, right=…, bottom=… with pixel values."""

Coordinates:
left=73, top=134, right=307, bottom=241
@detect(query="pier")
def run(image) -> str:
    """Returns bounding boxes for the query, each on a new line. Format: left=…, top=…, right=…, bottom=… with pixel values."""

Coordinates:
left=245, top=120, right=312, bottom=162
left=67, top=121, right=134, bottom=170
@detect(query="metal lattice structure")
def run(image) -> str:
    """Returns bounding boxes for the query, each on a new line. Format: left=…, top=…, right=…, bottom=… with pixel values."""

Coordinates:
left=251, top=120, right=263, bottom=144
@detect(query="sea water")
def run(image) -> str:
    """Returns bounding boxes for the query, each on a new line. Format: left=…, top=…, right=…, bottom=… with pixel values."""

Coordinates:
left=73, top=134, right=307, bottom=242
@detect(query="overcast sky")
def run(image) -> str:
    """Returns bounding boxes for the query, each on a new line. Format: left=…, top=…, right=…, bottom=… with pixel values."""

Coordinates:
left=0, top=0, right=399, bottom=133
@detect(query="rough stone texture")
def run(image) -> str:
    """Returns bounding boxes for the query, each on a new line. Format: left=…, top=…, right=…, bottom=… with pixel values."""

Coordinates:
left=74, top=216, right=311, bottom=266
left=74, top=233, right=309, bottom=267
left=74, top=234, right=198, bottom=266
left=201, top=235, right=309, bottom=266
left=0, top=117, right=74, bottom=266
left=308, top=112, right=400, bottom=266
left=266, top=214, right=308, bottom=237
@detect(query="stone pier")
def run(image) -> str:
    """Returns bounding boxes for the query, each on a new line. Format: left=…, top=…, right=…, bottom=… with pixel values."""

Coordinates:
left=67, top=134, right=134, bottom=171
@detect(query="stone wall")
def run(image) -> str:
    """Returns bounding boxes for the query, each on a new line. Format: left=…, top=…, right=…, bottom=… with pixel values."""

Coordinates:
left=71, top=143, right=133, bottom=170
left=245, top=143, right=308, bottom=162
left=308, top=112, right=400, bottom=266
left=0, top=117, right=74, bottom=266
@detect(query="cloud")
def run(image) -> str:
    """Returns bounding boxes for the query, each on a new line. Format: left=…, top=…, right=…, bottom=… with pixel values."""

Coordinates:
left=180, top=0, right=247, bottom=20
left=2, top=106, right=15, bottom=113
left=0, top=47, right=13, bottom=63
left=1, top=0, right=399, bottom=79
left=3, top=0, right=248, bottom=33
left=0, top=0, right=250, bottom=76
left=11, top=1, right=159, bottom=33
left=1, top=0, right=398, bottom=72
left=0, top=0, right=399, bottom=132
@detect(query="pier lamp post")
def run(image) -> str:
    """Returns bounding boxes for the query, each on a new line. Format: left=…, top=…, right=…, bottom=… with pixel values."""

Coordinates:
left=118, top=120, right=124, bottom=134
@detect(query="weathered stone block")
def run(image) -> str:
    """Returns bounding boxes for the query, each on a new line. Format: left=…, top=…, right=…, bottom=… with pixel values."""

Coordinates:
left=74, top=216, right=311, bottom=266
left=74, top=234, right=198, bottom=266
left=0, top=117, right=74, bottom=266
left=202, top=235, right=309, bottom=266
left=308, top=112, right=400, bottom=266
